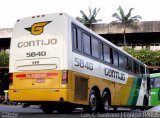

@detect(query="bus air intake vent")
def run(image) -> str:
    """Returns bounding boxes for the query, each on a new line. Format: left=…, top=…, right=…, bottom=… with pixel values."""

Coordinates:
left=74, top=77, right=88, bottom=101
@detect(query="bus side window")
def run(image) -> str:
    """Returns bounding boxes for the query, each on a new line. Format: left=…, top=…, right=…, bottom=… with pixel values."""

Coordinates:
left=124, top=56, right=128, bottom=70
left=99, top=43, right=103, bottom=60
left=113, top=50, right=119, bottom=67
left=83, top=33, right=91, bottom=55
left=73, top=27, right=82, bottom=51
left=119, top=53, right=124, bottom=69
left=110, top=48, right=113, bottom=64
left=73, top=27, right=77, bottom=49
left=136, top=63, right=140, bottom=75
left=77, top=29, right=82, bottom=51
left=132, top=61, right=135, bottom=74
left=128, top=58, right=132, bottom=72
left=140, top=65, right=145, bottom=77
left=103, top=44, right=111, bottom=63
left=91, top=37, right=99, bottom=58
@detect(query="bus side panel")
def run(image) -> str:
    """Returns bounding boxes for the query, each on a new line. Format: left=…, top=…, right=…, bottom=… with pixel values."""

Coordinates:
left=70, top=71, right=116, bottom=105
left=114, top=75, right=134, bottom=106
left=150, top=88, right=160, bottom=106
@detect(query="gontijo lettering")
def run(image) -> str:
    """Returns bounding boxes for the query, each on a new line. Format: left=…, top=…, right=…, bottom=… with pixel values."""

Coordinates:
left=104, top=68, right=126, bottom=81
left=17, top=38, right=57, bottom=48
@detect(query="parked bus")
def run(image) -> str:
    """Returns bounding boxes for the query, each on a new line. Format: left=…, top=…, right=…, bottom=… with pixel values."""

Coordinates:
left=149, top=73, right=160, bottom=106
left=9, top=13, right=149, bottom=113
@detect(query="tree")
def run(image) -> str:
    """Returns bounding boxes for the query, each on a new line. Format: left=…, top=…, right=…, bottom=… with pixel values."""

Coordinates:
left=112, top=6, right=142, bottom=47
left=76, top=6, right=102, bottom=28
left=0, top=51, right=9, bottom=66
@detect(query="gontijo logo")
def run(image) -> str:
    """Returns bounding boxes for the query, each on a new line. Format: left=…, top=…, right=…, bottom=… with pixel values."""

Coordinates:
left=25, top=21, right=52, bottom=35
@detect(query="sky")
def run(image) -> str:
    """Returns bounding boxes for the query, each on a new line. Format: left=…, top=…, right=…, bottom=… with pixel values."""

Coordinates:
left=0, top=0, right=160, bottom=28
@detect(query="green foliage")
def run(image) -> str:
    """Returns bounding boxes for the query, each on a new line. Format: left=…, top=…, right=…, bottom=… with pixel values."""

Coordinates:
left=112, top=6, right=142, bottom=24
left=0, top=51, right=9, bottom=66
left=112, top=6, right=142, bottom=47
left=124, top=48, right=160, bottom=66
left=76, top=6, right=102, bottom=28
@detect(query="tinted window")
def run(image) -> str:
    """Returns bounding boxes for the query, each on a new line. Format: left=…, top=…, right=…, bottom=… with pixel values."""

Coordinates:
left=91, top=38, right=99, bottom=58
left=99, top=43, right=103, bottom=60
left=136, top=63, right=140, bottom=74
left=140, top=65, right=145, bottom=76
left=83, top=33, right=91, bottom=55
left=77, top=29, right=82, bottom=51
left=113, top=50, right=119, bottom=66
left=103, top=44, right=110, bottom=63
left=124, top=56, right=128, bottom=70
left=133, top=61, right=136, bottom=74
left=73, top=27, right=77, bottom=49
left=119, top=53, right=124, bottom=68
left=110, top=48, right=113, bottom=64
left=133, top=63, right=139, bottom=74
left=128, top=58, right=132, bottom=72
left=73, top=27, right=82, bottom=51
left=154, top=78, right=160, bottom=88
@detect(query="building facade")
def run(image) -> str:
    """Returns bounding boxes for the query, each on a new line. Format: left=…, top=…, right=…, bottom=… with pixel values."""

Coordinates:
left=92, top=21, right=160, bottom=50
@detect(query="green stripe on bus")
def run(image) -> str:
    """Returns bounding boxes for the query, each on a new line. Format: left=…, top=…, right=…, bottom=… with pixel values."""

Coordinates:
left=128, top=76, right=142, bottom=106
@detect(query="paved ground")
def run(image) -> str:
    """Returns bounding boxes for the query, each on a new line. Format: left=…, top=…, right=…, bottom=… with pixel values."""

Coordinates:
left=0, top=104, right=85, bottom=118
left=0, top=104, right=156, bottom=118
left=147, top=105, right=160, bottom=112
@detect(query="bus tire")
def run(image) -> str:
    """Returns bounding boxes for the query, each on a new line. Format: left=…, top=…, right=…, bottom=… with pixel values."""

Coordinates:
left=41, top=103, right=54, bottom=114
left=102, top=91, right=110, bottom=112
left=140, top=96, right=148, bottom=110
left=88, top=90, right=101, bottom=113
left=143, top=96, right=148, bottom=110
left=113, top=106, right=117, bottom=111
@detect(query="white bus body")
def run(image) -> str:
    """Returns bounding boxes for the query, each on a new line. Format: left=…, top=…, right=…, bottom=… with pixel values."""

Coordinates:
left=9, top=13, right=149, bottom=113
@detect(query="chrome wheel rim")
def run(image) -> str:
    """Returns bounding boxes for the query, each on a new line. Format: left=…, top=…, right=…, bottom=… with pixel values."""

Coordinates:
left=103, top=93, right=109, bottom=111
left=104, top=96, right=109, bottom=111
left=89, top=93, right=97, bottom=111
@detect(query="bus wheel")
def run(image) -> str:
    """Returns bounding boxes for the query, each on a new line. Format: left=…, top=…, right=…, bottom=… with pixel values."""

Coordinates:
left=102, top=91, right=110, bottom=112
left=141, top=97, right=148, bottom=110
left=88, top=90, right=101, bottom=113
left=41, top=103, right=54, bottom=114
left=113, top=107, right=117, bottom=111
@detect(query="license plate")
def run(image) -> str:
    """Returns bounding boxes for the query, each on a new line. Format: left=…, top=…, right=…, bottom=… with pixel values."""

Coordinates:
left=36, top=78, right=45, bottom=83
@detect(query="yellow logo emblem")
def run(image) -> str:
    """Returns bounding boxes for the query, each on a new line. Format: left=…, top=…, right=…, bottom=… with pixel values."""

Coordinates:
left=25, top=21, right=52, bottom=35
